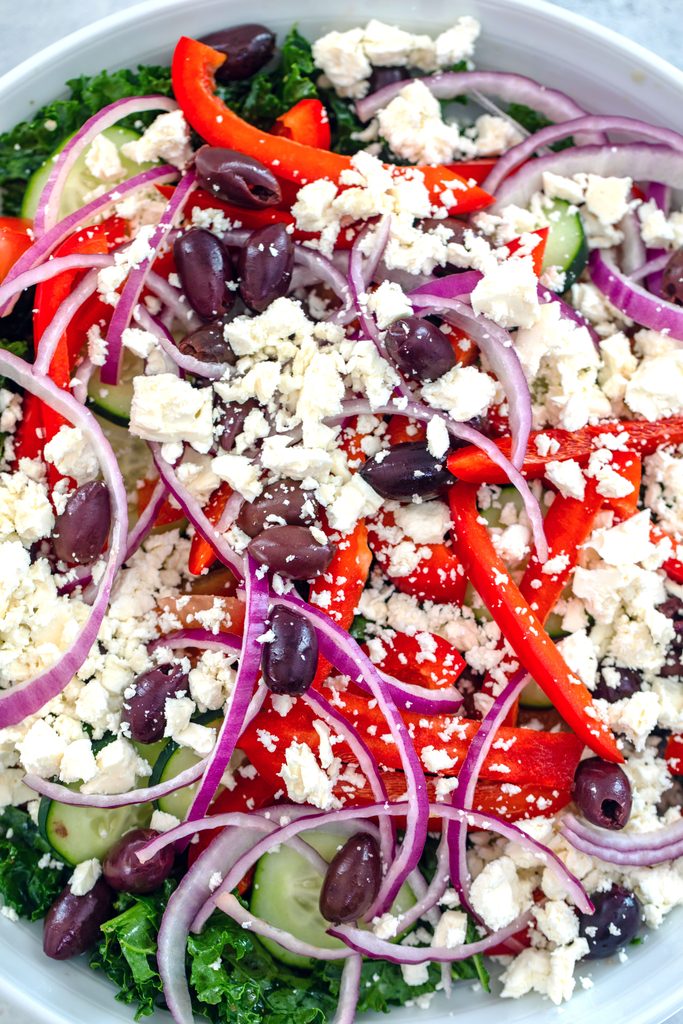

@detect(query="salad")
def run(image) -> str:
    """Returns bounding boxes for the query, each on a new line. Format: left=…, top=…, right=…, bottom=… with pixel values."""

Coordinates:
left=0, top=13, right=682, bottom=1024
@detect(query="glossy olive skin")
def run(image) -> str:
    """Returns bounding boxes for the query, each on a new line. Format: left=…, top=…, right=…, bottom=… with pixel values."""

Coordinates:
left=178, top=321, right=236, bottom=364
left=216, top=399, right=257, bottom=452
left=572, top=757, right=632, bottom=830
left=200, top=24, right=275, bottom=82
left=384, top=316, right=456, bottom=382
left=368, top=66, right=409, bottom=92
left=43, top=879, right=113, bottom=960
left=578, top=885, right=641, bottom=959
left=662, top=248, right=683, bottom=306
left=319, top=833, right=382, bottom=923
left=121, top=665, right=189, bottom=744
left=174, top=228, right=234, bottom=321
left=248, top=525, right=335, bottom=579
left=359, top=442, right=451, bottom=500
left=103, top=828, right=175, bottom=895
left=53, top=481, right=110, bottom=565
left=261, top=606, right=319, bottom=695
left=195, top=146, right=281, bottom=209
left=593, top=664, right=642, bottom=703
left=239, top=223, right=294, bottom=312
left=236, top=479, right=317, bottom=537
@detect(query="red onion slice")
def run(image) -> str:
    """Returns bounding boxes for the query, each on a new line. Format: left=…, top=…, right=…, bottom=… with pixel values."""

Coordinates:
left=589, top=248, right=683, bottom=339
left=348, top=217, right=391, bottom=348
left=216, top=892, right=352, bottom=961
left=642, top=182, right=671, bottom=296
left=0, top=253, right=113, bottom=315
left=491, top=143, right=683, bottom=213
left=33, top=269, right=101, bottom=376
left=0, top=350, right=128, bottom=727
left=560, top=823, right=683, bottom=867
left=561, top=812, right=683, bottom=852
left=135, top=305, right=229, bottom=379
left=333, top=954, right=363, bottom=1024
left=293, top=245, right=353, bottom=322
left=150, top=443, right=245, bottom=579
left=630, top=253, right=670, bottom=283
left=102, top=170, right=198, bottom=385
left=356, top=70, right=588, bottom=129
left=182, top=556, right=269, bottom=828
left=410, top=292, right=532, bottom=470
left=145, top=270, right=201, bottom=330
left=330, top=397, right=548, bottom=561
left=34, top=95, right=178, bottom=236
left=483, top=115, right=683, bottom=194
left=620, top=210, right=647, bottom=276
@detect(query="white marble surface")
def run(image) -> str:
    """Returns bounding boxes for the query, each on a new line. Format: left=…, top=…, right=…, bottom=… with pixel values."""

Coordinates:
left=0, top=1, right=681, bottom=1023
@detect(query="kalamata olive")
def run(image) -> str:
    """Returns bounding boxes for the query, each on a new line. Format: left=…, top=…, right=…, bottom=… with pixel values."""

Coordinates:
left=195, top=146, right=281, bottom=209
left=593, top=664, right=642, bottom=703
left=43, top=879, right=113, bottom=960
left=121, top=665, right=189, bottom=744
left=217, top=398, right=257, bottom=451
left=261, top=606, right=318, bottom=695
left=239, top=223, right=294, bottom=312
left=572, top=756, right=632, bottom=830
left=200, top=24, right=275, bottom=81
left=103, top=828, right=175, bottom=894
left=658, top=595, right=683, bottom=621
left=319, top=833, right=381, bottom=923
left=248, top=525, right=335, bottom=579
left=578, top=885, right=641, bottom=959
left=174, top=228, right=234, bottom=321
left=662, top=248, right=683, bottom=306
left=384, top=316, right=457, bottom=382
left=359, top=441, right=451, bottom=501
left=53, top=481, right=110, bottom=565
left=236, top=479, right=317, bottom=537
left=178, top=321, right=236, bottom=365
left=368, top=66, right=409, bottom=92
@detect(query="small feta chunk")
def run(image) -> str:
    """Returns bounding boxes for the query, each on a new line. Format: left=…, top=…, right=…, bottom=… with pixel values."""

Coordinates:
left=130, top=374, right=214, bottom=453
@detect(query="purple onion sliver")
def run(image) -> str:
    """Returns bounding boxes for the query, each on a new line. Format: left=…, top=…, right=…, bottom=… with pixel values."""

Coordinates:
left=561, top=811, right=683, bottom=852
left=33, top=270, right=101, bottom=376
left=23, top=757, right=207, bottom=808
left=135, top=304, right=228, bottom=379
left=0, top=253, right=113, bottom=315
left=332, top=954, right=362, bottom=1024
left=216, top=892, right=352, bottom=961
left=589, top=248, right=683, bottom=340
left=629, top=253, right=670, bottom=283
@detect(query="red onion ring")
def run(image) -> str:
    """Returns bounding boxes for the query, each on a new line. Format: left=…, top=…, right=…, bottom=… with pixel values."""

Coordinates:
left=34, top=95, right=178, bottom=236
left=561, top=812, right=683, bottom=852
left=642, top=182, right=671, bottom=296
left=0, top=253, right=112, bottom=315
left=0, top=350, right=127, bottom=727
left=102, top=170, right=198, bottom=385
left=33, top=269, right=101, bottom=376
left=483, top=115, right=683, bottom=194
left=560, top=823, right=683, bottom=866
left=145, top=270, right=201, bottom=329
left=348, top=217, right=391, bottom=349
left=332, top=954, right=363, bottom=1024
left=589, top=248, right=683, bottom=339
left=216, top=892, right=352, bottom=961
left=630, top=253, right=670, bottom=283
left=135, top=305, right=229, bottom=379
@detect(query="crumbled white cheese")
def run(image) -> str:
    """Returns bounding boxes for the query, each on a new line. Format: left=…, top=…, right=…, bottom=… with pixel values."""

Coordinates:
left=130, top=374, right=214, bottom=453
left=69, top=858, right=102, bottom=896
left=44, top=426, right=99, bottom=486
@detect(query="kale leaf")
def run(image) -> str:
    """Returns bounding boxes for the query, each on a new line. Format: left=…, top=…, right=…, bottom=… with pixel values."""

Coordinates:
left=506, top=103, right=573, bottom=151
left=0, top=65, right=172, bottom=215
left=0, top=806, right=68, bottom=920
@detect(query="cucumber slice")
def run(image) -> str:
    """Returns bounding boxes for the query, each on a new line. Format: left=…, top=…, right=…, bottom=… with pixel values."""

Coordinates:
left=520, top=680, right=553, bottom=709
left=87, top=348, right=143, bottom=427
left=478, top=485, right=526, bottom=530
left=149, top=715, right=222, bottom=819
left=21, top=126, right=153, bottom=221
left=38, top=795, right=152, bottom=866
left=541, top=198, right=588, bottom=290
left=250, top=829, right=417, bottom=968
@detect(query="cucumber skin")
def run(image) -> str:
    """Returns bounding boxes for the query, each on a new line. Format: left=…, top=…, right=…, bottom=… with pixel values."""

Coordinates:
left=38, top=795, right=151, bottom=866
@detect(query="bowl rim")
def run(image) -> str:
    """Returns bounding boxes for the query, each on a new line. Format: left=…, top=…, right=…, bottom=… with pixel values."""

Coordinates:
left=0, top=2, right=682, bottom=1024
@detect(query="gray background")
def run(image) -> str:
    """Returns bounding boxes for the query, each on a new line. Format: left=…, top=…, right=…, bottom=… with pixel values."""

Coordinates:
left=0, top=0, right=680, bottom=1022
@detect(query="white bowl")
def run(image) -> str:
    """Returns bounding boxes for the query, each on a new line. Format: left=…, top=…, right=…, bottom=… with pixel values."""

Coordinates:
left=0, top=1, right=681, bottom=1022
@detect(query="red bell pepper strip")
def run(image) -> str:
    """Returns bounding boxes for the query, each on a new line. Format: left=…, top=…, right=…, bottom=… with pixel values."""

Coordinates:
left=156, top=183, right=301, bottom=234
left=187, top=770, right=277, bottom=874
left=136, top=478, right=185, bottom=529
left=273, top=98, right=331, bottom=149
left=385, top=416, right=428, bottom=446
left=650, top=524, right=683, bottom=585
left=444, top=158, right=497, bottom=186
left=367, top=508, right=467, bottom=605
left=363, top=630, right=466, bottom=691
left=506, top=226, right=549, bottom=277
left=240, top=692, right=583, bottom=791
left=309, top=518, right=373, bottom=688
left=664, top=733, right=683, bottom=776
left=187, top=481, right=233, bottom=576
left=604, top=453, right=642, bottom=522
left=0, top=219, right=32, bottom=283
left=447, top=418, right=683, bottom=484
left=448, top=481, right=622, bottom=762
left=171, top=37, right=493, bottom=214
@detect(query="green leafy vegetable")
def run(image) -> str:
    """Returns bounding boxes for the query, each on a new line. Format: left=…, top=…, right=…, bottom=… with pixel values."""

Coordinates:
left=0, top=65, right=173, bottom=215
left=0, top=806, right=67, bottom=920
left=348, top=614, right=369, bottom=642
left=506, top=103, right=573, bottom=151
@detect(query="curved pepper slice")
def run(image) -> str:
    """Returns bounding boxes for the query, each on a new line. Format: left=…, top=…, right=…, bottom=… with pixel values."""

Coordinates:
left=447, top=418, right=683, bottom=483
left=171, top=37, right=493, bottom=214
left=188, top=481, right=233, bottom=576
left=273, top=98, right=331, bottom=149
left=448, top=481, right=622, bottom=762
left=363, top=630, right=466, bottom=691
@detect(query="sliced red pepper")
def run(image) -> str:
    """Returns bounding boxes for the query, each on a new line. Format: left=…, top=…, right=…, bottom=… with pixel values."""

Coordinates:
left=136, top=478, right=185, bottom=529
left=651, top=524, right=683, bottom=585
left=0, top=219, right=32, bottom=283
left=448, top=481, right=622, bottom=762
left=605, top=453, right=642, bottom=522
left=171, top=37, right=493, bottom=214
left=309, top=518, right=372, bottom=688
left=444, top=158, right=497, bottom=186
left=385, top=416, right=427, bottom=446
left=664, top=733, right=683, bottom=776
left=187, top=770, right=277, bottom=873
left=447, top=418, right=683, bottom=484
left=273, top=98, right=331, bottom=149
left=157, top=592, right=245, bottom=633
left=187, top=481, right=233, bottom=576
left=367, top=507, right=467, bottom=604
left=362, top=630, right=466, bottom=691
left=156, top=183, right=301, bottom=234
left=506, top=226, right=549, bottom=278
left=241, top=690, right=583, bottom=792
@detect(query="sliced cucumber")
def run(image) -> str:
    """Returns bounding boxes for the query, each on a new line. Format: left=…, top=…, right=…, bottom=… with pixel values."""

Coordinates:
left=87, top=348, right=143, bottom=427
left=520, top=680, right=553, bottom=709
left=250, top=829, right=416, bottom=968
left=541, top=198, right=588, bottom=290
left=478, top=485, right=526, bottom=530
left=38, top=795, right=152, bottom=866
left=21, top=126, right=153, bottom=221
left=149, top=715, right=222, bottom=819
